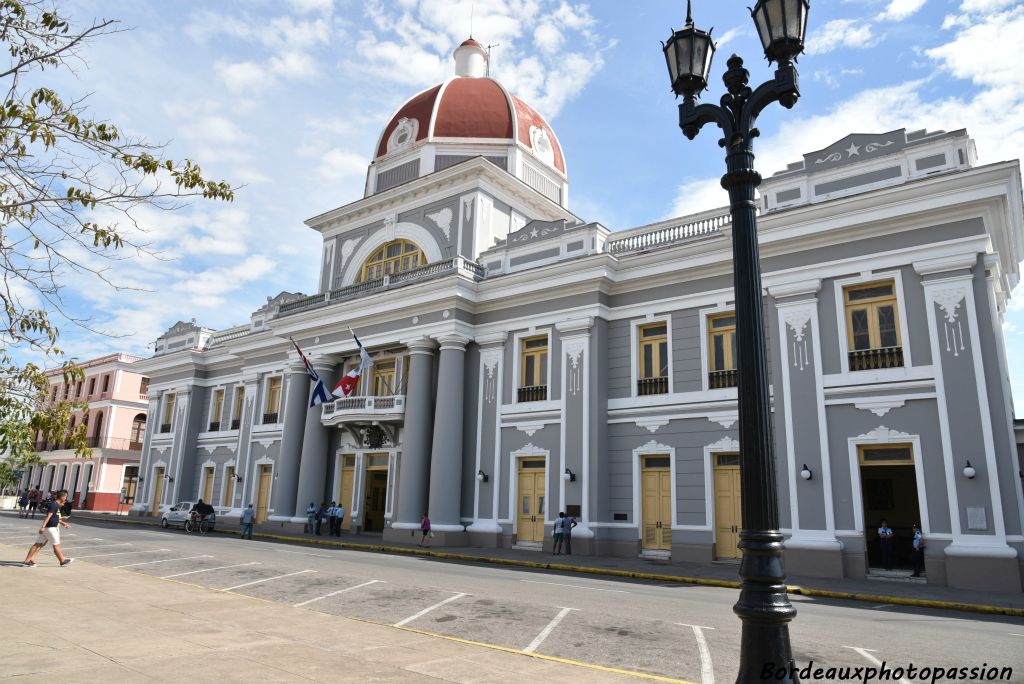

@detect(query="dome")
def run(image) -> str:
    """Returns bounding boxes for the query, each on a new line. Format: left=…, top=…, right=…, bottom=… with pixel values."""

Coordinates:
left=373, top=41, right=566, bottom=177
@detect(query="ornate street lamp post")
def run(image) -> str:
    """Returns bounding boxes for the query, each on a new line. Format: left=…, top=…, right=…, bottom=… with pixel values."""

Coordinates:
left=663, top=1, right=810, bottom=682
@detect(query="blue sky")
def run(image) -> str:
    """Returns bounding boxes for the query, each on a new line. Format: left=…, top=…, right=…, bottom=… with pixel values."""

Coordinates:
left=41, top=0, right=1024, bottom=409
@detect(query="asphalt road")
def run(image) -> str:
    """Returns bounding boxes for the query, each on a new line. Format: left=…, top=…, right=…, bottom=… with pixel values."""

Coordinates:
left=2, top=512, right=1022, bottom=683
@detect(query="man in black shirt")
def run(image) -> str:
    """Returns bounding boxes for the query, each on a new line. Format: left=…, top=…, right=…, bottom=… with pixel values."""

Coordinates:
left=23, top=489, right=73, bottom=567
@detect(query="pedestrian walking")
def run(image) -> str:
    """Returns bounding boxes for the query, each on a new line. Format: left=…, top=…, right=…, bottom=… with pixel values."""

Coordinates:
left=877, top=519, right=894, bottom=570
left=23, top=489, right=73, bottom=567
left=240, top=504, right=255, bottom=540
left=911, top=523, right=926, bottom=577
left=553, top=512, right=565, bottom=555
left=305, top=502, right=317, bottom=534
left=328, top=501, right=339, bottom=536
left=335, top=502, right=345, bottom=536
left=315, top=502, right=326, bottom=536
left=418, top=513, right=431, bottom=547
left=564, top=514, right=578, bottom=555
left=17, top=489, right=29, bottom=518
left=28, top=488, right=39, bottom=519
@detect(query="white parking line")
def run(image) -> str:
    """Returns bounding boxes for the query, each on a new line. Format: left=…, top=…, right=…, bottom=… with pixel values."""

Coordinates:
left=293, top=579, right=384, bottom=607
left=277, top=549, right=337, bottom=559
left=61, top=543, right=132, bottom=551
left=395, top=592, right=468, bottom=627
left=162, top=562, right=260, bottom=579
left=844, top=647, right=909, bottom=684
left=223, top=569, right=316, bottom=591
left=523, top=607, right=576, bottom=653
left=0, top=533, right=79, bottom=540
left=678, top=623, right=716, bottom=684
left=113, top=555, right=213, bottom=569
left=520, top=579, right=630, bottom=594
left=75, top=549, right=171, bottom=559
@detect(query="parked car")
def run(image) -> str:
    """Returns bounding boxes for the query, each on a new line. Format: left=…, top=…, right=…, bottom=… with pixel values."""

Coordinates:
left=160, top=501, right=216, bottom=531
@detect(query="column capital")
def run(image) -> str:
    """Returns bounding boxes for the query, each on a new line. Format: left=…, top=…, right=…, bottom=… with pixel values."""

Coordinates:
left=766, top=278, right=821, bottom=299
left=436, top=333, right=471, bottom=351
left=913, top=253, right=977, bottom=276
left=404, top=337, right=437, bottom=355
left=475, top=331, right=508, bottom=346
left=554, top=317, right=593, bottom=334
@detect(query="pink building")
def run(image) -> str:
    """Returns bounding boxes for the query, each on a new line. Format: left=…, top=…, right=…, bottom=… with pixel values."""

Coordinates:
left=21, top=353, right=149, bottom=511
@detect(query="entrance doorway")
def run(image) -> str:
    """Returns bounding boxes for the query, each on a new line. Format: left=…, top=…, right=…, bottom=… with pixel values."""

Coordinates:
left=713, top=453, right=742, bottom=559
left=641, top=455, right=672, bottom=551
left=516, top=457, right=546, bottom=542
left=255, top=464, right=272, bottom=523
left=338, top=455, right=356, bottom=531
left=222, top=466, right=235, bottom=507
left=363, top=453, right=389, bottom=532
left=151, top=467, right=165, bottom=515
left=202, top=466, right=214, bottom=503
left=858, top=445, right=920, bottom=570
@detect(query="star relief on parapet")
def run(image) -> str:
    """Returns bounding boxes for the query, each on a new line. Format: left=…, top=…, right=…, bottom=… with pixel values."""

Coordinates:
left=529, top=227, right=540, bottom=238
left=845, top=143, right=861, bottom=157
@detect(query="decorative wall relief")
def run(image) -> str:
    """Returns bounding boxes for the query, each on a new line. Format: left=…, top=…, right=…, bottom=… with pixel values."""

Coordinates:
left=481, top=348, right=502, bottom=404
left=563, top=338, right=586, bottom=396
left=461, top=195, right=474, bottom=224
left=933, top=286, right=967, bottom=356
left=707, top=436, right=740, bottom=452
left=783, top=308, right=812, bottom=371
left=337, top=238, right=356, bottom=275
left=427, top=207, right=453, bottom=241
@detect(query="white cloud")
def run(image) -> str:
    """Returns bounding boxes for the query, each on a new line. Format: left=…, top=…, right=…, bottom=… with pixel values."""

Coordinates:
left=877, top=0, right=928, bottom=21
left=805, top=18, right=878, bottom=55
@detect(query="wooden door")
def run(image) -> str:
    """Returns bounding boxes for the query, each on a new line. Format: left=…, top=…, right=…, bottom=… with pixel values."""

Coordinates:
left=713, top=454, right=742, bottom=559
left=364, top=471, right=387, bottom=531
left=223, top=467, right=235, bottom=507
left=516, top=459, right=545, bottom=542
left=202, top=467, right=214, bottom=503
left=339, top=456, right=355, bottom=530
left=641, top=456, right=672, bottom=550
left=255, top=465, right=272, bottom=523
left=151, top=467, right=165, bottom=515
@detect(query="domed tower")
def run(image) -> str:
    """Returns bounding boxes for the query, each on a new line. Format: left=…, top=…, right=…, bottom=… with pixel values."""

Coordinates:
left=368, top=39, right=569, bottom=207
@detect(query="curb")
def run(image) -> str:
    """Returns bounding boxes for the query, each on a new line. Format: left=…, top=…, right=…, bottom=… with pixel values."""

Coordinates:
left=67, top=512, right=1024, bottom=618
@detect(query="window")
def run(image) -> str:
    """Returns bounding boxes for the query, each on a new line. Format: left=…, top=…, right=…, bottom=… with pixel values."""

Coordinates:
left=139, top=377, right=149, bottom=395
left=63, top=384, right=70, bottom=400
left=130, top=414, right=146, bottom=448
left=707, top=313, right=738, bottom=389
left=87, top=378, right=96, bottom=396
left=263, top=377, right=282, bottom=424
left=51, top=385, right=58, bottom=401
left=637, top=322, right=669, bottom=395
left=844, top=280, right=903, bottom=371
left=121, top=466, right=139, bottom=504
left=102, top=374, right=110, bottom=394
left=858, top=445, right=913, bottom=465
left=209, top=389, right=224, bottom=431
left=77, top=381, right=84, bottom=398
left=518, top=335, right=548, bottom=402
left=231, top=386, right=244, bottom=430
left=161, top=394, right=175, bottom=433
left=372, top=361, right=396, bottom=396
left=359, top=239, right=425, bottom=282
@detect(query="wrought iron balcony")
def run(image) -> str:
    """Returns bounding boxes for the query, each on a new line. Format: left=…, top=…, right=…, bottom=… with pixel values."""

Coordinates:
left=208, top=421, right=221, bottom=432
left=262, top=412, right=279, bottom=425
left=517, top=385, right=548, bottom=403
left=321, top=395, right=406, bottom=426
left=637, top=376, right=669, bottom=396
left=160, top=423, right=172, bottom=433
left=708, top=369, right=738, bottom=389
left=849, top=346, right=904, bottom=371
left=230, top=418, right=241, bottom=430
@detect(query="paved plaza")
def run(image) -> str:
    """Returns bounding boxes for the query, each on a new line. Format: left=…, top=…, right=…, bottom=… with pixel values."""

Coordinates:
left=1, top=513, right=1022, bottom=682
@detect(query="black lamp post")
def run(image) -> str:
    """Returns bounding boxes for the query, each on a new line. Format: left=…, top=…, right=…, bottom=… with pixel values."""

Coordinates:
left=663, top=1, right=809, bottom=682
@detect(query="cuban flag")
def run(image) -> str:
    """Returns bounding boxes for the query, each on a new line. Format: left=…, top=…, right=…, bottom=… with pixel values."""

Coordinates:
left=333, top=330, right=373, bottom=398
left=290, top=338, right=332, bottom=408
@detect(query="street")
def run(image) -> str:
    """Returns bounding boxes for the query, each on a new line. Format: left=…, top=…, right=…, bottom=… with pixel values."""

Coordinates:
left=1, top=512, right=1021, bottom=683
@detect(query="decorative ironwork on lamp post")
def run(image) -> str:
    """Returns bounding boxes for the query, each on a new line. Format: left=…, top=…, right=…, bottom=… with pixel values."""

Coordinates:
left=663, top=1, right=810, bottom=682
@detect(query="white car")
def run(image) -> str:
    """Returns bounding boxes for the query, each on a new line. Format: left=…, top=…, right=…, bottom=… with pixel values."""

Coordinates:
left=160, top=501, right=216, bottom=530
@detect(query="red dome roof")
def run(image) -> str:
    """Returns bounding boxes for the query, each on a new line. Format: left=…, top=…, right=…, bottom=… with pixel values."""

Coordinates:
left=460, top=38, right=483, bottom=48
left=375, top=77, right=566, bottom=175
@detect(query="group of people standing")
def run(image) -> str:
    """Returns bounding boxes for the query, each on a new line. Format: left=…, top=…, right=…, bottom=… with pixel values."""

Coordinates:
left=306, top=501, right=345, bottom=536
left=552, top=511, right=577, bottom=555
left=876, top=519, right=926, bottom=577
left=16, top=487, right=70, bottom=520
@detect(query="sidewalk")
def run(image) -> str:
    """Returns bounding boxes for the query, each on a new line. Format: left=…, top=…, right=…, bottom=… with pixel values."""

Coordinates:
left=0, top=549, right=669, bottom=683
left=66, top=510, right=1024, bottom=616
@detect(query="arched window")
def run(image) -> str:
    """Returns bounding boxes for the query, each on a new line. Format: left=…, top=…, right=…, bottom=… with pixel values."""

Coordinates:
left=130, top=414, right=146, bottom=447
left=359, top=239, right=425, bottom=282
left=92, top=411, right=104, bottom=447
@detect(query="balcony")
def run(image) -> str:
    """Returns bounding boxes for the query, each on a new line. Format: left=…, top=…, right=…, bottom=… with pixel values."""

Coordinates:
left=230, top=418, right=241, bottom=430
left=849, top=347, right=904, bottom=371
left=606, top=210, right=729, bottom=255
left=517, top=385, right=548, bottom=403
left=637, top=377, right=668, bottom=396
left=208, top=421, right=221, bottom=432
left=160, top=423, right=172, bottom=433
left=262, top=412, right=279, bottom=425
left=708, top=369, right=738, bottom=389
left=321, top=395, right=406, bottom=427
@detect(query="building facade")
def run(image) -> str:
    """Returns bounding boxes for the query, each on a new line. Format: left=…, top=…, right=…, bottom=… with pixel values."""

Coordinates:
left=21, top=353, right=149, bottom=511
left=132, top=41, right=1024, bottom=591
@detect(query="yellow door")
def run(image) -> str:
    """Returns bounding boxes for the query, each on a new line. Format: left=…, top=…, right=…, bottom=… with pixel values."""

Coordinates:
left=339, top=455, right=355, bottom=530
left=516, top=459, right=545, bottom=542
left=223, top=466, right=235, bottom=507
left=255, top=465, right=272, bottom=523
left=202, top=467, right=214, bottom=503
left=713, top=454, right=742, bottom=559
left=151, top=467, right=165, bottom=516
left=641, top=456, right=673, bottom=550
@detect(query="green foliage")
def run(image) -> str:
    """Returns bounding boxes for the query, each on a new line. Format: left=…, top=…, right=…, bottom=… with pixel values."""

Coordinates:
left=0, top=0, right=234, bottom=468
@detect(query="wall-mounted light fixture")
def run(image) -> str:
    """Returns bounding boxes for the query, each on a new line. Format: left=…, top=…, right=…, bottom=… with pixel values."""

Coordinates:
left=563, top=467, right=576, bottom=483
left=963, top=460, right=976, bottom=479
left=476, top=469, right=488, bottom=483
left=138, top=476, right=145, bottom=483
left=235, top=474, right=244, bottom=483
left=800, top=464, right=812, bottom=481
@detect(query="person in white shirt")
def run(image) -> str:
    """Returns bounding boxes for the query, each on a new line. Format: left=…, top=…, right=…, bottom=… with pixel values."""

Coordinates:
left=334, top=503, right=345, bottom=536
left=877, top=519, right=894, bottom=570
left=305, top=502, right=317, bottom=534
left=553, top=513, right=565, bottom=555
